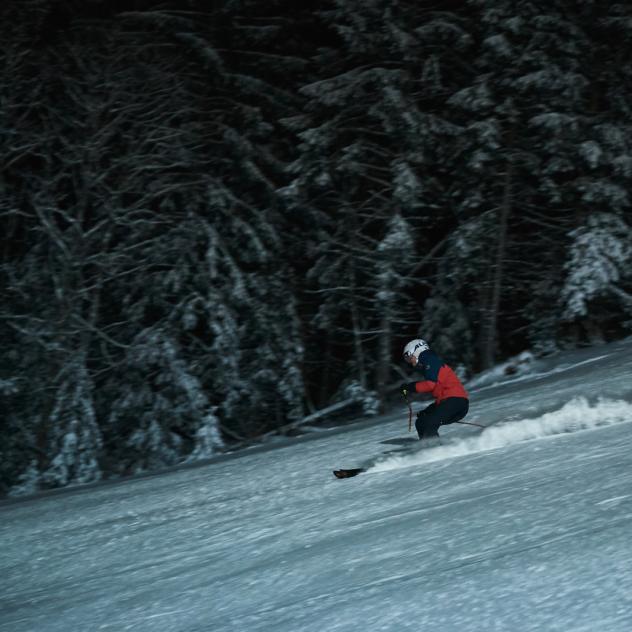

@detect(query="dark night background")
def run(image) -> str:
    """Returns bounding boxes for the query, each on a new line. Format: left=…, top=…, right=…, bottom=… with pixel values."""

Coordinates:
left=1, top=0, right=631, bottom=495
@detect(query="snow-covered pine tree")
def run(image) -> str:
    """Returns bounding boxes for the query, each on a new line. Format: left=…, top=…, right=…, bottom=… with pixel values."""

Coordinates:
left=521, top=4, right=632, bottom=351
left=2, top=2, right=311, bottom=490
left=560, top=212, right=632, bottom=342
left=232, top=274, right=306, bottom=434
left=373, top=213, right=415, bottom=407
left=444, top=1, right=602, bottom=366
left=283, top=0, right=469, bottom=403
left=105, top=328, right=223, bottom=474
left=420, top=217, right=484, bottom=369
left=41, top=352, right=103, bottom=489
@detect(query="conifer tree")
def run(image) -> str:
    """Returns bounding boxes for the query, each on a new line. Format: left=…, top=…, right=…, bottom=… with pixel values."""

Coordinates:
left=443, top=1, right=603, bottom=366
left=285, top=0, right=471, bottom=401
left=560, top=213, right=632, bottom=342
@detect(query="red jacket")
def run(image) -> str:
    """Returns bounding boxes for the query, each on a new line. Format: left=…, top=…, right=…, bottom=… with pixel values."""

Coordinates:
left=413, top=351, right=468, bottom=403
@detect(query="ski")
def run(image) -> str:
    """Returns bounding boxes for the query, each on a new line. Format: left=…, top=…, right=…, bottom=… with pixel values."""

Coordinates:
left=333, top=468, right=365, bottom=479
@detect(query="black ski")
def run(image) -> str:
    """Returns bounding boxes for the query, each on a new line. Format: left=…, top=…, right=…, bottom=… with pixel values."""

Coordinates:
left=333, top=468, right=365, bottom=479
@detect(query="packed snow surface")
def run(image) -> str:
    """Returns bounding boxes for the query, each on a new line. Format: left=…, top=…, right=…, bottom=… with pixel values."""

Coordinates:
left=1, top=338, right=632, bottom=631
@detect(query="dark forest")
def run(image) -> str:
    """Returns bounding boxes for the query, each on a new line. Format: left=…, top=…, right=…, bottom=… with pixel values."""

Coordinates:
left=1, top=0, right=631, bottom=495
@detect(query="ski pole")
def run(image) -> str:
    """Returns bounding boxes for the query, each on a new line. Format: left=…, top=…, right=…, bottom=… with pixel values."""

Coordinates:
left=454, top=420, right=486, bottom=429
left=402, top=390, right=413, bottom=432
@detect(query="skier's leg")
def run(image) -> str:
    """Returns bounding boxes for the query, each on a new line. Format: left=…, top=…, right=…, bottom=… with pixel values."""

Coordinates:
left=439, top=398, right=469, bottom=426
left=416, top=398, right=469, bottom=440
left=415, top=403, right=441, bottom=439
left=414, top=403, right=435, bottom=438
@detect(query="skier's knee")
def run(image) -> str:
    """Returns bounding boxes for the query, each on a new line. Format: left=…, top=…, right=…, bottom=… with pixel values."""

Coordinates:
left=415, top=412, right=425, bottom=438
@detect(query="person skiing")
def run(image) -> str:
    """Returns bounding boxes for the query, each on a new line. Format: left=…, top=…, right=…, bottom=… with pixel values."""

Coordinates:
left=400, top=339, right=469, bottom=441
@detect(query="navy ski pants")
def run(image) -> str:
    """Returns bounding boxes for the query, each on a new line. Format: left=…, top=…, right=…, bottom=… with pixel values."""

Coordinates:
left=415, top=397, right=469, bottom=440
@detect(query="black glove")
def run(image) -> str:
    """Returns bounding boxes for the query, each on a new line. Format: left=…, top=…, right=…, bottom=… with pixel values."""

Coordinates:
left=400, top=382, right=417, bottom=396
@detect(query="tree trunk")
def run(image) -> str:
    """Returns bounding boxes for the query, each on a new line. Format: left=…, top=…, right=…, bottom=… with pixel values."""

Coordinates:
left=349, top=264, right=367, bottom=389
left=480, top=158, right=513, bottom=369
left=376, top=308, right=391, bottom=413
left=318, top=333, right=333, bottom=408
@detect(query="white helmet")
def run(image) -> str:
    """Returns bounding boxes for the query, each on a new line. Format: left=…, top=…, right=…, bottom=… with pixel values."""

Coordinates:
left=403, top=339, right=429, bottom=360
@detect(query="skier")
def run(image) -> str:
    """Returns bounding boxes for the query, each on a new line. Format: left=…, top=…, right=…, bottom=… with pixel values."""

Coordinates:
left=401, top=339, right=469, bottom=441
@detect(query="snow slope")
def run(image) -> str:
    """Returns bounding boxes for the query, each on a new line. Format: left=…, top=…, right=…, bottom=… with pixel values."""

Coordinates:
left=1, top=337, right=632, bottom=632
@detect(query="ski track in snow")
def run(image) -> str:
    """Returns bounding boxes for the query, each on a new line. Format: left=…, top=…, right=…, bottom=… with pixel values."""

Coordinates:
left=370, top=397, right=632, bottom=473
left=467, top=353, right=612, bottom=392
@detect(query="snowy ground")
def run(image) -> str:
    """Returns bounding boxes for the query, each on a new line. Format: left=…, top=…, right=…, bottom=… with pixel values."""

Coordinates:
left=2, top=337, right=632, bottom=632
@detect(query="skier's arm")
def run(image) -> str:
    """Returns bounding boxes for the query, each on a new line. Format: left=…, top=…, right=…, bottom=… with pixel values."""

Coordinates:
left=412, top=380, right=435, bottom=394
left=401, top=380, right=436, bottom=396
